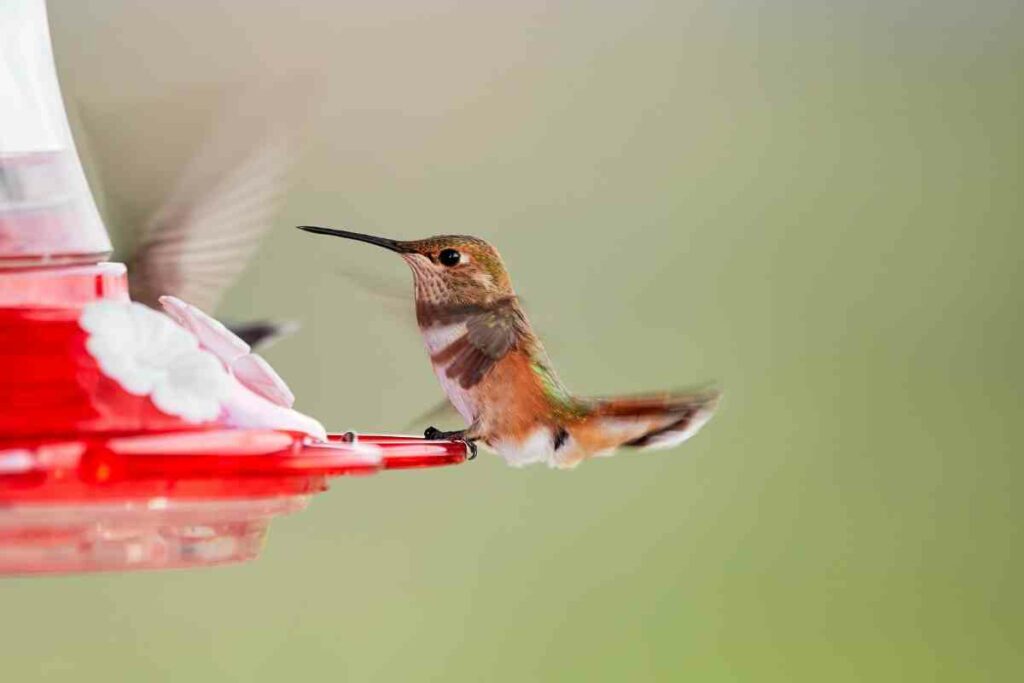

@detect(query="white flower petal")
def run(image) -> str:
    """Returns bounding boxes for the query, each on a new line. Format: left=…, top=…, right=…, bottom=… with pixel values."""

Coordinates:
left=86, top=333, right=153, bottom=395
left=165, top=350, right=229, bottom=397
left=79, top=301, right=131, bottom=335
left=152, top=383, right=222, bottom=423
left=159, top=295, right=249, bottom=366
left=231, top=353, right=295, bottom=408
left=219, top=377, right=327, bottom=440
left=79, top=301, right=229, bottom=423
left=81, top=299, right=321, bottom=433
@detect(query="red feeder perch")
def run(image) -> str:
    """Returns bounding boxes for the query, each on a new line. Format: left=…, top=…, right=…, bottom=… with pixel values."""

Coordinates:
left=0, top=0, right=466, bottom=575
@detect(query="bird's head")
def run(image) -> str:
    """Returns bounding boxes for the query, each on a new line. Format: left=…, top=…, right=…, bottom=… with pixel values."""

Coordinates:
left=297, top=226, right=513, bottom=305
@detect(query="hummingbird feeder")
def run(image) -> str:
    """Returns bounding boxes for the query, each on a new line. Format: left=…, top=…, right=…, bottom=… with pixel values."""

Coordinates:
left=0, top=0, right=466, bottom=576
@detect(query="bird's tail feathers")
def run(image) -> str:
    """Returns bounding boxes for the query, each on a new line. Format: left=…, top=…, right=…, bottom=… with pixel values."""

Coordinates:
left=573, top=386, right=720, bottom=455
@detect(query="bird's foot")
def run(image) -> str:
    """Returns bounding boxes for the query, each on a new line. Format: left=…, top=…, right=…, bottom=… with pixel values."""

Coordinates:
left=424, top=426, right=478, bottom=461
left=423, top=426, right=446, bottom=440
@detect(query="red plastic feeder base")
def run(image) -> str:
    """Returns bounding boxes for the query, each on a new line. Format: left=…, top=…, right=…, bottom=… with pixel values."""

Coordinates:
left=0, top=432, right=466, bottom=575
left=0, top=264, right=468, bottom=576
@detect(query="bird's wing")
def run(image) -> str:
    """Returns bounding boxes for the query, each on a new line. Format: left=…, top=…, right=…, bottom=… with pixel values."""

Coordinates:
left=121, top=76, right=328, bottom=312
left=127, top=130, right=292, bottom=311
left=424, top=298, right=526, bottom=389
left=404, top=397, right=463, bottom=431
left=333, top=266, right=417, bottom=323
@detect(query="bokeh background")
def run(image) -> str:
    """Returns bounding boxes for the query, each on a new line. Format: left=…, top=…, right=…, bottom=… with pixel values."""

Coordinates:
left=3, top=0, right=1022, bottom=680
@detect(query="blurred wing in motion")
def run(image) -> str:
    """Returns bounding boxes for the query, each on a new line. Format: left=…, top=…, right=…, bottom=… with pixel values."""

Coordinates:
left=331, top=268, right=465, bottom=429
left=333, top=266, right=417, bottom=323
left=404, top=397, right=462, bottom=431
left=127, top=129, right=292, bottom=312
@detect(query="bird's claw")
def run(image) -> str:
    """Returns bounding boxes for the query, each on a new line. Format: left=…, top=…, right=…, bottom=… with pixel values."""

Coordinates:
left=424, top=426, right=477, bottom=461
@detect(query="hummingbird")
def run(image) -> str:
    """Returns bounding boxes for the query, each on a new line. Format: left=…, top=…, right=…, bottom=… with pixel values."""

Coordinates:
left=298, top=226, right=719, bottom=469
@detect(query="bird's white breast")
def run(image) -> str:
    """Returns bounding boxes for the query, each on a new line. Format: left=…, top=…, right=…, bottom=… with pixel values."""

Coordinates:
left=421, top=323, right=477, bottom=424
left=421, top=322, right=465, bottom=354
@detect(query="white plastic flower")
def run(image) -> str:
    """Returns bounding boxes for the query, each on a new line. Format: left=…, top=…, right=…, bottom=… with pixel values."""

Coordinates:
left=79, top=301, right=228, bottom=422
left=159, top=296, right=326, bottom=441
left=159, top=296, right=294, bottom=406
left=80, top=297, right=326, bottom=439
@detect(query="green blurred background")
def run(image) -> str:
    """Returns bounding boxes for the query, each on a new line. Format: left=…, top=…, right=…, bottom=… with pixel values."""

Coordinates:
left=3, top=0, right=1022, bottom=680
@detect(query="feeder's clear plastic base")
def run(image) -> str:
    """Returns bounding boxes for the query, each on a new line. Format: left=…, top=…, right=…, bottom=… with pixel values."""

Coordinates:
left=0, top=496, right=309, bottom=575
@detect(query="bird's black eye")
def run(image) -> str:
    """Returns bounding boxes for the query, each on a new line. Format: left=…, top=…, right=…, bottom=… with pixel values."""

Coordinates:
left=438, top=248, right=461, bottom=267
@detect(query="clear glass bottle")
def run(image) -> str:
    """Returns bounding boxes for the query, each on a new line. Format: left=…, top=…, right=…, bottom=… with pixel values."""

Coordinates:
left=0, top=0, right=112, bottom=267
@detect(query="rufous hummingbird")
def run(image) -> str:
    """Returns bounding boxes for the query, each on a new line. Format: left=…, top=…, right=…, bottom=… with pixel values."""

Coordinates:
left=298, top=226, right=719, bottom=469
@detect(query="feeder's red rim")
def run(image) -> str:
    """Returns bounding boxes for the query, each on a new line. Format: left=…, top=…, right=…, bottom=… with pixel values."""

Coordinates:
left=0, top=430, right=468, bottom=504
left=0, top=430, right=467, bottom=478
left=0, top=261, right=127, bottom=306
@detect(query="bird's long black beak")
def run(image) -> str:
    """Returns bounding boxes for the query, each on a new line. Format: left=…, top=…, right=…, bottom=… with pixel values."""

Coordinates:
left=296, top=226, right=412, bottom=253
